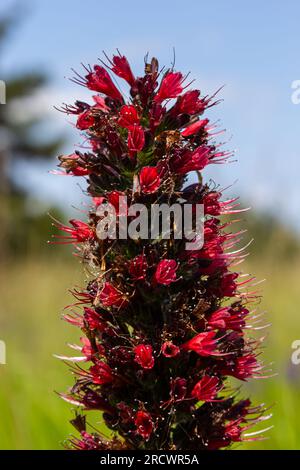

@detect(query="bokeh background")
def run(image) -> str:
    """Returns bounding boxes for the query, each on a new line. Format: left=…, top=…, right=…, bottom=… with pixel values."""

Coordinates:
left=1, top=0, right=300, bottom=449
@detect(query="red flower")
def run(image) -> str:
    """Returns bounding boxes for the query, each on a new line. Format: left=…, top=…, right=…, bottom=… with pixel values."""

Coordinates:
left=118, top=105, right=140, bottom=128
left=54, top=219, right=94, bottom=244
left=191, top=375, right=220, bottom=401
left=149, top=103, right=165, bottom=132
left=154, top=71, right=184, bottom=103
left=71, top=431, right=102, bottom=450
left=111, top=54, right=135, bottom=86
left=107, top=190, right=127, bottom=215
left=214, top=271, right=239, bottom=297
left=224, top=420, right=243, bottom=442
left=85, top=65, right=123, bottom=102
left=181, top=331, right=219, bottom=357
left=92, top=94, right=110, bottom=111
left=172, top=146, right=210, bottom=174
left=170, top=377, right=187, bottom=401
left=172, top=90, right=205, bottom=115
left=83, top=307, right=106, bottom=331
left=90, top=361, right=113, bottom=385
left=128, top=125, right=145, bottom=154
left=181, top=118, right=209, bottom=137
left=76, top=109, right=95, bottom=130
left=134, top=411, right=154, bottom=440
left=58, top=153, right=89, bottom=176
left=134, top=344, right=154, bottom=369
left=221, top=354, right=260, bottom=381
left=99, top=282, right=127, bottom=308
left=129, top=254, right=148, bottom=281
left=93, top=196, right=105, bottom=207
left=208, top=307, right=248, bottom=331
left=161, top=341, right=180, bottom=358
left=154, top=259, right=178, bottom=286
left=139, top=166, right=160, bottom=194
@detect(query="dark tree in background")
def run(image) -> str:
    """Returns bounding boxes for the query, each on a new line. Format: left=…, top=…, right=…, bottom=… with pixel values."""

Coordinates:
left=0, top=10, right=64, bottom=255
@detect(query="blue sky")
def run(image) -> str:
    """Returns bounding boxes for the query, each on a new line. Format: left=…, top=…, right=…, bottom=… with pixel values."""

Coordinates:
left=2, top=0, right=300, bottom=229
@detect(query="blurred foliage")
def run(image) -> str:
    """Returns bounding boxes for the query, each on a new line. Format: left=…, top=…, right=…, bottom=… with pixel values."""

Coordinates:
left=0, top=8, right=65, bottom=257
left=0, top=11, right=64, bottom=182
left=0, top=192, right=68, bottom=258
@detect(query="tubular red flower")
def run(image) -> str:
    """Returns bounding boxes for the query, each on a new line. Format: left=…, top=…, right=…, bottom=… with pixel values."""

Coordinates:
left=181, top=331, right=219, bottom=357
left=92, top=94, right=110, bottom=111
left=111, top=55, right=135, bottom=86
left=127, top=125, right=145, bottom=154
left=181, top=118, right=209, bottom=137
left=76, top=109, right=95, bottom=130
left=154, top=259, right=178, bottom=285
left=139, top=166, right=160, bottom=194
left=171, top=146, right=210, bottom=174
left=134, top=344, right=154, bottom=369
left=172, top=90, right=204, bottom=115
left=134, top=411, right=154, bottom=440
left=118, top=104, right=140, bottom=128
left=208, top=306, right=248, bottom=331
left=154, top=71, right=184, bottom=103
left=99, top=282, right=127, bottom=308
left=85, top=65, right=123, bottom=102
left=191, top=375, right=220, bottom=401
left=221, top=354, right=261, bottom=381
left=83, top=307, right=106, bottom=331
left=90, top=361, right=113, bottom=385
left=129, top=254, right=148, bottom=281
left=54, top=219, right=95, bottom=244
left=161, top=341, right=180, bottom=358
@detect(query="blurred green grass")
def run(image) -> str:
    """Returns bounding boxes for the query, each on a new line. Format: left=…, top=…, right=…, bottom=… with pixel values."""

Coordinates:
left=0, top=253, right=300, bottom=449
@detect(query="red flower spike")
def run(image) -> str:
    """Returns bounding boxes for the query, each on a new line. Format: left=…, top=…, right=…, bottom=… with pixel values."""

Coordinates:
left=139, top=166, right=160, bottom=194
left=56, top=53, right=268, bottom=451
left=134, top=344, right=154, bottom=369
left=154, top=259, right=178, bottom=286
left=221, top=354, right=261, bottom=381
left=134, top=411, right=154, bottom=441
left=107, top=190, right=127, bottom=215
